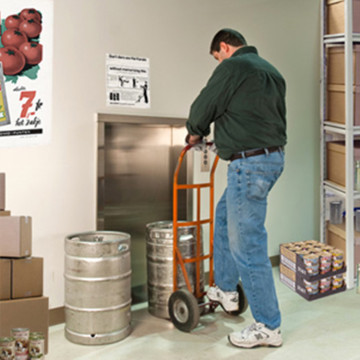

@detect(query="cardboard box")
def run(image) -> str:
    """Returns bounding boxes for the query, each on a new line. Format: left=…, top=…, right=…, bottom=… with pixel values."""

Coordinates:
left=326, top=84, right=360, bottom=125
left=0, top=258, right=11, bottom=300
left=280, top=242, right=347, bottom=281
left=11, top=257, right=43, bottom=299
left=326, top=141, right=360, bottom=186
left=0, top=173, right=4, bottom=210
left=280, top=263, right=346, bottom=301
left=327, top=221, right=360, bottom=276
left=327, top=45, right=360, bottom=85
left=0, top=211, right=11, bottom=216
left=326, top=0, right=360, bottom=35
left=0, top=216, right=32, bottom=257
left=0, top=296, right=49, bottom=353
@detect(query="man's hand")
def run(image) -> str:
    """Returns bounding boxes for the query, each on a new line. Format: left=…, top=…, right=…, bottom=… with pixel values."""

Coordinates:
left=185, top=134, right=203, bottom=145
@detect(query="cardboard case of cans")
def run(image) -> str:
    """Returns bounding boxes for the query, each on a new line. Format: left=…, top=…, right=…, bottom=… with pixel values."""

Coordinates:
left=280, top=240, right=346, bottom=300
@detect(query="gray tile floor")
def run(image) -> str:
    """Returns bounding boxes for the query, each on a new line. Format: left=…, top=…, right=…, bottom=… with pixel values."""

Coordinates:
left=48, top=268, right=360, bottom=360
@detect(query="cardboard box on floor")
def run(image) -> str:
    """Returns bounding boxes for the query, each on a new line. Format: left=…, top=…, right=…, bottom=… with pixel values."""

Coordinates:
left=0, top=216, right=32, bottom=257
left=279, top=241, right=347, bottom=300
left=279, top=263, right=346, bottom=301
left=11, top=257, right=43, bottom=299
left=0, top=258, right=11, bottom=300
left=0, top=296, right=49, bottom=354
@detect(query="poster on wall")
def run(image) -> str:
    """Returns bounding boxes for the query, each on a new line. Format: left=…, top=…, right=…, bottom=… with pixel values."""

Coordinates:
left=106, top=54, right=150, bottom=108
left=0, top=0, right=53, bottom=147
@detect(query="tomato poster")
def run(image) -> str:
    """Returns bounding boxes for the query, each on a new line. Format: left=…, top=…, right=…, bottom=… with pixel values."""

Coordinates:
left=0, top=0, right=53, bottom=147
left=106, top=54, right=150, bottom=108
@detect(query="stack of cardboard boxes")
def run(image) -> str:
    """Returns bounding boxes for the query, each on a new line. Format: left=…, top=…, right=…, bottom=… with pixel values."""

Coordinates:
left=279, top=240, right=347, bottom=301
left=0, top=173, right=49, bottom=353
left=325, top=0, right=360, bottom=165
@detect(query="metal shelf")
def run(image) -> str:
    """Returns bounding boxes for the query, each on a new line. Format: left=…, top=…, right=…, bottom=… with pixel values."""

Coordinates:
left=324, top=181, right=360, bottom=200
left=323, top=123, right=360, bottom=136
left=324, top=33, right=360, bottom=44
left=320, top=0, right=357, bottom=289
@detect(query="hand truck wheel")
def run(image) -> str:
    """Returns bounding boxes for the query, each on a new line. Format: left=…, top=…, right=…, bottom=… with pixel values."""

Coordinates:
left=168, top=289, right=200, bottom=332
left=226, top=281, right=249, bottom=316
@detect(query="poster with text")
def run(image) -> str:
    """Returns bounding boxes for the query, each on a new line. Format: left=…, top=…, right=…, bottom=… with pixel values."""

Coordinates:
left=0, top=0, right=53, bottom=147
left=106, top=54, right=150, bottom=108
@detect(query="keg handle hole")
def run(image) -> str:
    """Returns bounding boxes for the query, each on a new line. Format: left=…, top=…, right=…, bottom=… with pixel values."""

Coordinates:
left=90, top=334, right=96, bottom=338
left=118, top=244, right=129, bottom=252
left=93, top=236, right=104, bottom=242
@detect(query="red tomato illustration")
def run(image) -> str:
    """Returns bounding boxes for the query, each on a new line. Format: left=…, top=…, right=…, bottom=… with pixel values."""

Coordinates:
left=19, top=41, right=43, bottom=65
left=19, top=8, right=42, bottom=23
left=19, top=19, right=42, bottom=38
left=0, top=47, right=26, bottom=75
left=1, top=29, right=28, bottom=48
left=5, top=15, right=22, bottom=30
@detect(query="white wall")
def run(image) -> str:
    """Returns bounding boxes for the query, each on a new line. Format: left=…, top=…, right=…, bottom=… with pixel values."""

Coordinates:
left=0, top=0, right=320, bottom=308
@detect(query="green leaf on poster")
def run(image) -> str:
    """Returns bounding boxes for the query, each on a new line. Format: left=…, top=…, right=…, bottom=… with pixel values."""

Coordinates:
left=4, top=65, right=40, bottom=84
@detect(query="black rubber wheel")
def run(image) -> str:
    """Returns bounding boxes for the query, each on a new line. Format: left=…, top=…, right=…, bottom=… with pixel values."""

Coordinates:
left=168, top=289, right=200, bottom=332
left=227, top=281, right=248, bottom=316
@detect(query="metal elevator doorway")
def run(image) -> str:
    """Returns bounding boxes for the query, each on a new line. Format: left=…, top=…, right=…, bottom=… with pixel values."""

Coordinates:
left=97, top=114, right=192, bottom=303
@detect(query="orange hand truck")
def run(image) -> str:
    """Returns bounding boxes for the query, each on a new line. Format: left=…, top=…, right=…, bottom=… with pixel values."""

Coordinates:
left=168, top=143, right=248, bottom=332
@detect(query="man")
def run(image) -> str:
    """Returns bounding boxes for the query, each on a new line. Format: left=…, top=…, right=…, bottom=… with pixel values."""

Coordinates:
left=186, top=29, right=286, bottom=348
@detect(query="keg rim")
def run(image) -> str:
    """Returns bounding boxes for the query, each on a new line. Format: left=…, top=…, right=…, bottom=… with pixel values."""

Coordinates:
left=65, top=231, right=131, bottom=243
left=146, top=220, right=196, bottom=231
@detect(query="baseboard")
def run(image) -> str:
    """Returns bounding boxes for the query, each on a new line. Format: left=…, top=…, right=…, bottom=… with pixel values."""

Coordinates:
left=50, top=306, right=65, bottom=326
left=50, top=256, right=280, bottom=326
left=270, top=255, right=280, bottom=267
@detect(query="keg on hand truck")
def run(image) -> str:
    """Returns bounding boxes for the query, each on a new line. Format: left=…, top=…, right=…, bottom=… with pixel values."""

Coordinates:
left=168, top=142, right=248, bottom=332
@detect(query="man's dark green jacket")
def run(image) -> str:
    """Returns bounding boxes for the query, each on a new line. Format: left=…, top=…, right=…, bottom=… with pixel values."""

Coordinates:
left=186, top=46, right=287, bottom=160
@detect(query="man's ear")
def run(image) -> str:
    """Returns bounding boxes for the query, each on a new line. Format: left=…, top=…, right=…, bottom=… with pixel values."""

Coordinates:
left=219, top=41, right=229, bottom=53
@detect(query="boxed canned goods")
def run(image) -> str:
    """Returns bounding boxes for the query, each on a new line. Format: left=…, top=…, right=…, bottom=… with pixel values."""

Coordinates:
left=0, top=296, right=48, bottom=354
left=327, top=221, right=360, bottom=276
left=280, top=263, right=346, bottom=300
left=280, top=240, right=346, bottom=300
left=280, top=240, right=346, bottom=280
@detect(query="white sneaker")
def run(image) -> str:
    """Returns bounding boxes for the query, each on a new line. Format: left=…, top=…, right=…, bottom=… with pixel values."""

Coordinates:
left=228, top=322, right=282, bottom=348
left=207, top=286, right=239, bottom=312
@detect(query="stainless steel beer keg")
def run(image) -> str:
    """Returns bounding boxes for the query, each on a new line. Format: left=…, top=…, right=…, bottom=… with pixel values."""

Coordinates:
left=64, top=231, right=131, bottom=345
left=146, top=221, right=204, bottom=319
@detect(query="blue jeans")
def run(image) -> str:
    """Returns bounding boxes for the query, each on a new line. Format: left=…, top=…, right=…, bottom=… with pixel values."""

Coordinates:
left=214, top=150, right=284, bottom=329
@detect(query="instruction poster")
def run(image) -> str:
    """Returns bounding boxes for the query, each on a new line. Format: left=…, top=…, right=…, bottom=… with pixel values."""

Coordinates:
left=106, top=53, right=150, bottom=108
left=0, top=0, right=53, bottom=147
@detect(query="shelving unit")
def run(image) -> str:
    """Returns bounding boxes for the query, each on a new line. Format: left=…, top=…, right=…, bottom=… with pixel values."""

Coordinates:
left=320, top=0, right=360, bottom=289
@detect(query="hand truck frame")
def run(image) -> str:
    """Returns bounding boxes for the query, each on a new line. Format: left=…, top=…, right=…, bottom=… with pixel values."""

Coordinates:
left=168, top=143, right=248, bottom=332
